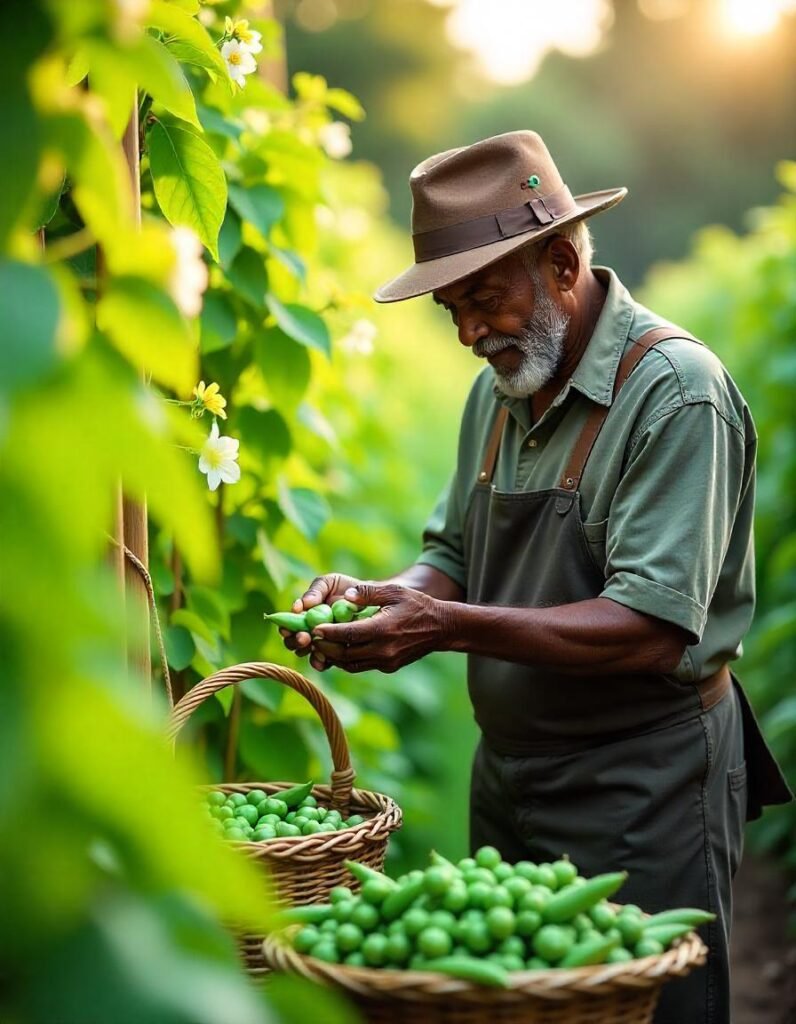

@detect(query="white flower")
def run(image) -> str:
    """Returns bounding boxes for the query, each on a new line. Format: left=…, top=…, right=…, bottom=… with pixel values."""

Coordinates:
left=319, top=121, right=352, bottom=160
left=221, top=39, right=257, bottom=87
left=198, top=420, right=240, bottom=491
left=168, top=227, right=208, bottom=318
left=340, top=318, right=377, bottom=356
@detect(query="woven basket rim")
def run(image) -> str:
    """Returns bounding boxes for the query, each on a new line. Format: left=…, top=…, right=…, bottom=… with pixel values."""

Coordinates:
left=207, top=780, right=402, bottom=860
left=261, top=926, right=708, bottom=1002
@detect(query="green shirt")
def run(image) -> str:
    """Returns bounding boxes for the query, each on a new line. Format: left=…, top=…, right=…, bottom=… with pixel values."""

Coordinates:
left=418, top=267, right=757, bottom=682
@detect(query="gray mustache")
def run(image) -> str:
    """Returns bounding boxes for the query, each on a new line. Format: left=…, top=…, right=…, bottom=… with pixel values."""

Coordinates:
left=473, top=334, right=518, bottom=358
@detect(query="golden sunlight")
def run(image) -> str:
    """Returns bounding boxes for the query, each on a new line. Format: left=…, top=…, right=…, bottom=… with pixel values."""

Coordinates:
left=442, top=0, right=613, bottom=85
left=721, top=0, right=796, bottom=37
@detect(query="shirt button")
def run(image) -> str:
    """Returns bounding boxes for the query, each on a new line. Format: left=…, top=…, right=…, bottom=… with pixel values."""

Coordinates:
left=527, top=439, right=538, bottom=448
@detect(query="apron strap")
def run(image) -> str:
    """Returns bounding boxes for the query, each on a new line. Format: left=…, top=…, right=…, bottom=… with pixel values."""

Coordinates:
left=478, top=405, right=510, bottom=484
left=558, top=326, right=698, bottom=492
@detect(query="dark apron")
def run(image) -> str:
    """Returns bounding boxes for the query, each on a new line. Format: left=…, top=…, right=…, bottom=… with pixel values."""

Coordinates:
left=464, top=327, right=792, bottom=1024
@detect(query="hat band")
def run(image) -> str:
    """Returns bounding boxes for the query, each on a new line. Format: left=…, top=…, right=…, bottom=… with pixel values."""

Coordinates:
left=412, top=183, right=577, bottom=263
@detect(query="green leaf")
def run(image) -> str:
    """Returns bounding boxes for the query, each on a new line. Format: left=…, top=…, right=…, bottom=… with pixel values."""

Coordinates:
left=166, top=39, right=222, bottom=77
left=218, top=208, right=242, bottom=270
left=227, top=184, right=284, bottom=239
left=254, top=328, right=311, bottom=409
left=200, top=291, right=237, bottom=353
left=277, top=481, right=331, bottom=541
left=236, top=406, right=291, bottom=465
left=187, top=586, right=230, bottom=640
left=239, top=719, right=310, bottom=783
left=269, top=245, right=306, bottom=281
left=147, top=120, right=227, bottom=261
left=266, top=296, right=330, bottom=356
left=257, top=528, right=291, bottom=591
left=197, top=104, right=244, bottom=141
left=132, top=35, right=200, bottom=129
left=240, top=678, right=283, bottom=711
left=164, top=625, right=195, bottom=671
left=227, top=247, right=267, bottom=308
left=325, top=87, right=366, bottom=121
left=147, top=0, right=228, bottom=80
left=45, top=111, right=133, bottom=253
left=0, top=4, right=51, bottom=247
left=0, top=262, right=60, bottom=394
left=298, top=402, right=338, bottom=447
left=97, top=276, right=196, bottom=393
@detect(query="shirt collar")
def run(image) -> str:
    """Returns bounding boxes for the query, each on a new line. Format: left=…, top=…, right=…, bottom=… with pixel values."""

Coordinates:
left=492, top=266, right=636, bottom=417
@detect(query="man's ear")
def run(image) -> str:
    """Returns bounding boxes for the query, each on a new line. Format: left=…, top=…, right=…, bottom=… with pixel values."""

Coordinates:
left=546, top=236, right=579, bottom=292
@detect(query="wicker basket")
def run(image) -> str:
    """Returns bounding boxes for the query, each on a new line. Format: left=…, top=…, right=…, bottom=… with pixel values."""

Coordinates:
left=167, top=662, right=402, bottom=972
left=262, top=925, right=708, bottom=1024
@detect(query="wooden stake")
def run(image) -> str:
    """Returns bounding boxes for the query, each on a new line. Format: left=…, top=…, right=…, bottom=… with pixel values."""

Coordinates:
left=120, top=96, right=152, bottom=692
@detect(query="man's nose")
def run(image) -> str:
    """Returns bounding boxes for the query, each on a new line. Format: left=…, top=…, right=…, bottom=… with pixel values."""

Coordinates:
left=458, top=313, right=489, bottom=348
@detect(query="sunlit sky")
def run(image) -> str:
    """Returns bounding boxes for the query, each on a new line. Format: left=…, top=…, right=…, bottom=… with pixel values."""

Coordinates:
left=427, top=0, right=796, bottom=85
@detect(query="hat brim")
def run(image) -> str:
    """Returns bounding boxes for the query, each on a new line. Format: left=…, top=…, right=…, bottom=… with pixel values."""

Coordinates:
left=373, top=187, right=627, bottom=303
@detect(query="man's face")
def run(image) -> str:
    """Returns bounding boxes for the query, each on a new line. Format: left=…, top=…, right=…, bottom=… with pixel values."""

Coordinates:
left=432, top=250, right=570, bottom=397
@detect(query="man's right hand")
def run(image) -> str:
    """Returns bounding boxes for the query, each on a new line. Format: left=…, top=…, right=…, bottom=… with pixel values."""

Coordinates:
left=279, top=573, right=366, bottom=659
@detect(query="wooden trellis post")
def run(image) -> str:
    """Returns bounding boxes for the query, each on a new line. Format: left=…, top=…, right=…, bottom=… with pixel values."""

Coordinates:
left=118, top=95, right=152, bottom=692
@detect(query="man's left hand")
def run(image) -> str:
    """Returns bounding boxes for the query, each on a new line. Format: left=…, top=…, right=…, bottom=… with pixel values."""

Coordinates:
left=308, top=583, right=449, bottom=673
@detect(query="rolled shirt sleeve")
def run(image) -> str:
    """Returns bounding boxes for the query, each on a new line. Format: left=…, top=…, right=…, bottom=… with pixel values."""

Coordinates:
left=416, top=472, right=468, bottom=590
left=601, top=401, right=748, bottom=644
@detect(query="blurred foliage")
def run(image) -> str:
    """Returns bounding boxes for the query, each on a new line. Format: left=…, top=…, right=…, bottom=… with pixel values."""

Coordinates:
left=281, top=0, right=796, bottom=287
left=641, top=162, right=796, bottom=886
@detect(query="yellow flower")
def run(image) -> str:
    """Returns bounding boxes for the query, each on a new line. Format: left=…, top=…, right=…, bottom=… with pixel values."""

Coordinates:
left=193, top=380, right=227, bottom=419
left=230, top=18, right=263, bottom=53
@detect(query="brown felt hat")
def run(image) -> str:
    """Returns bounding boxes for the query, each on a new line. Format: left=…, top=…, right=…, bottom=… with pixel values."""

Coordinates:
left=374, top=130, right=627, bottom=303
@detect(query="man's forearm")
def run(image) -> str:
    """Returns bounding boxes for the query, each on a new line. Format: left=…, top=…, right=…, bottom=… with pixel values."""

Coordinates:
left=388, top=563, right=465, bottom=602
left=439, top=596, right=688, bottom=675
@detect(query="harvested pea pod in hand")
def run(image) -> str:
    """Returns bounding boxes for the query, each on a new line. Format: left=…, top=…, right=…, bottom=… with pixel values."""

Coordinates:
left=265, top=599, right=380, bottom=633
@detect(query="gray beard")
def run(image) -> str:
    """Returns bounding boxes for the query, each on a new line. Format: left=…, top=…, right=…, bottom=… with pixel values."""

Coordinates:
left=474, top=276, right=569, bottom=398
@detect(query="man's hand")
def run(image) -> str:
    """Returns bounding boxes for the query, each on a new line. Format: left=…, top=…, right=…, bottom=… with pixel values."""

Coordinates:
left=279, top=573, right=366, bottom=658
left=309, top=582, right=450, bottom=673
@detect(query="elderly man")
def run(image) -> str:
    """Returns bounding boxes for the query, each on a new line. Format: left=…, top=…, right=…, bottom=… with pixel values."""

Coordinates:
left=281, top=132, right=791, bottom=1023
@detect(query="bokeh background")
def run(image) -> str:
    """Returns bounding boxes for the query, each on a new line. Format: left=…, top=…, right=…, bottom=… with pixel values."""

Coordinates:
left=3, top=0, right=795, bottom=1021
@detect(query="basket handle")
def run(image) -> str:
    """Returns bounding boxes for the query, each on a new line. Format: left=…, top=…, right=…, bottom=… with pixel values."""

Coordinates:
left=167, top=662, right=355, bottom=813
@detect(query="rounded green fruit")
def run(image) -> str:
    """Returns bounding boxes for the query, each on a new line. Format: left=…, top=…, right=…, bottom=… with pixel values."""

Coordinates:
left=207, top=791, right=226, bottom=807
left=532, top=925, right=573, bottom=963
left=485, top=885, right=512, bottom=910
left=362, top=933, right=389, bottom=966
left=294, top=926, right=320, bottom=954
left=486, top=906, right=516, bottom=941
left=336, top=923, right=364, bottom=953
left=467, top=881, right=491, bottom=910
left=424, top=866, right=455, bottom=897
left=634, top=938, right=664, bottom=959
left=229, top=793, right=247, bottom=808
left=402, top=908, right=430, bottom=937
left=351, top=902, right=380, bottom=932
left=418, top=926, right=453, bottom=960
left=311, top=940, right=339, bottom=964
left=551, top=858, right=578, bottom=888
left=386, top=931, right=412, bottom=965
left=475, top=846, right=502, bottom=871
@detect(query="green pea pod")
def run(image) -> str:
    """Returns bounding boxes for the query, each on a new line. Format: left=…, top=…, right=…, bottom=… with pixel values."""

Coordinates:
left=305, top=604, right=335, bottom=629
left=429, top=850, right=459, bottom=872
left=642, top=908, right=715, bottom=930
left=640, top=922, right=695, bottom=948
left=558, top=933, right=619, bottom=968
left=542, top=872, right=628, bottom=924
left=354, top=605, right=380, bottom=620
left=344, top=859, right=397, bottom=891
left=277, top=781, right=315, bottom=808
left=381, top=876, right=426, bottom=921
left=423, top=956, right=509, bottom=988
left=265, top=611, right=309, bottom=632
left=331, top=599, right=358, bottom=623
left=276, top=903, right=333, bottom=925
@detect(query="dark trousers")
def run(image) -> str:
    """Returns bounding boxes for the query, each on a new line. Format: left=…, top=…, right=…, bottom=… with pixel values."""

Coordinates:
left=470, top=688, right=747, bottom=1024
